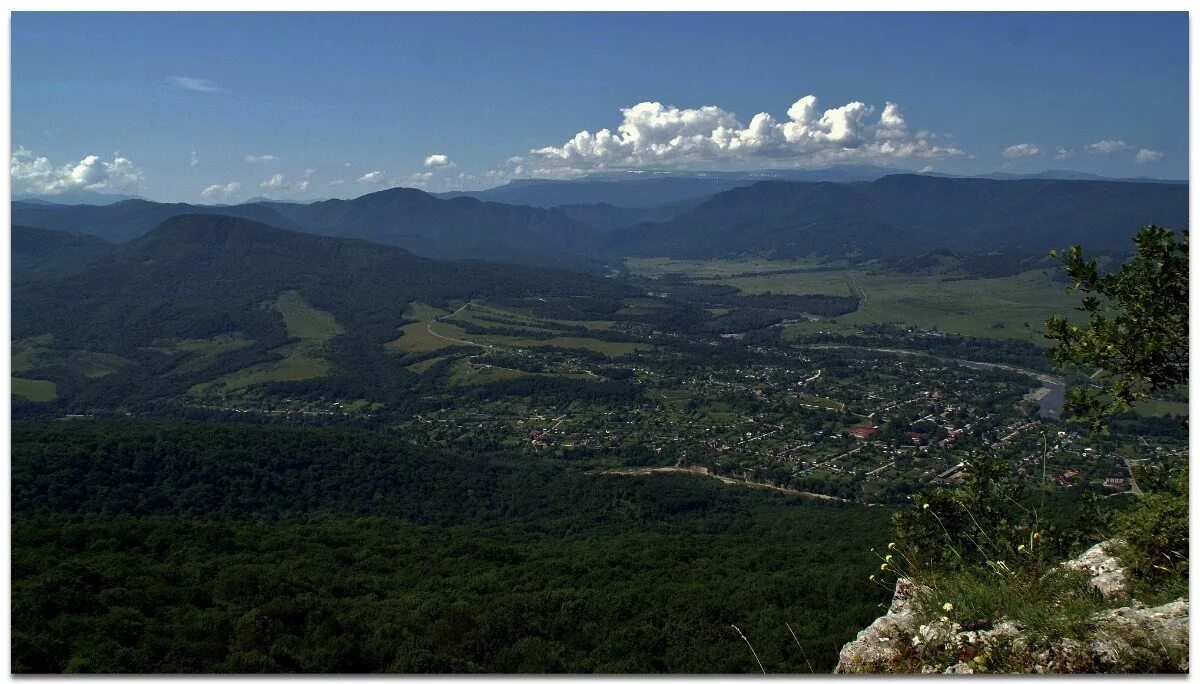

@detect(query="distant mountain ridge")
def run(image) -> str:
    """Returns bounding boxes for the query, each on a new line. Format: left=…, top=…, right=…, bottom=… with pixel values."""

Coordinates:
left=441, top=166, right=1186, bottom=209
left=12, top=172, right=1188, bottom=269
left=596, top=174, right=1189, bottom=259
left=12, top=187, right=599, bottom=268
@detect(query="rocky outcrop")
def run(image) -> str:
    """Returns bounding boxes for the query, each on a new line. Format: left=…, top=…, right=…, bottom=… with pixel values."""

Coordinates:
left=1063, top=541, right=1127, bottom=598
left=835, top=543, right=1188, bottom=674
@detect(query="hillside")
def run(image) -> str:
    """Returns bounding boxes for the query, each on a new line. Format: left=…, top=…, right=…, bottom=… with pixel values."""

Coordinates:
left=247, top=187, right=596, bottom=266
left=601, top=175, right=1189, bottom=259
left=12, top=225, right=112, bottom=275
left=12, top=188, right=600, bottom=267
left=14, top=214, right=631, bottom=351
left=11, top=199, right=303, bottom=243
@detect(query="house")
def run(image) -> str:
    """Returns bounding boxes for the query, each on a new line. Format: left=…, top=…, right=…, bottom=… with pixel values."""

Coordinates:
left=1104, top=476, right=1129, bottom=489
left=848, top=426, right=880, bottom=439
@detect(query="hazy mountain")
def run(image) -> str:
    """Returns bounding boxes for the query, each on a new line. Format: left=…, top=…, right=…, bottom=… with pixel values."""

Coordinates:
left=438, top=165, right=1186, bottom=210
left=13, top=188, right=602, bottom=269
left=601, top=174, right=1189, bottom=259
left=13, top=190, right=145, bottom=205
left=241, top=187, right=597, bottom=267
left=12, top=199, right=303, bottom=243
left=13, top=214, right=634, bottom=354
left=437, top=166, right=903, bottom=208
left=970, top=169, right=1188, bottom=184
left=555, top=198, right=704, bottom=231
left=12, top=226, right=113, bottom=275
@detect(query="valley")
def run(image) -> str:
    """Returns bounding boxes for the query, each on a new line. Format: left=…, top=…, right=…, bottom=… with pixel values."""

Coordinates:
left=9, top=178, right=1188, bottom=674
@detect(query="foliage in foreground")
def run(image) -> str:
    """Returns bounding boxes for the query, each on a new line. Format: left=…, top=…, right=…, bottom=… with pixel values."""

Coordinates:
left=1045, top=225, right=1188, bottom=431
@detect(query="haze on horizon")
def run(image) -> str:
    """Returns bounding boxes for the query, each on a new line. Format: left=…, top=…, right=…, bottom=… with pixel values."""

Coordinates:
left=11, top=11, right=1188, bottom=203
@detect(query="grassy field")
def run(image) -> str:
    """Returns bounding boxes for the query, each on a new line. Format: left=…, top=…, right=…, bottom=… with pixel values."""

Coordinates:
left=1135, top=399, right=1189, bottom=418
left=446, top=302, right=614, bottom=333
left=389, top=301, right=634, bottom=358
left=405, top=357, right=449, bottom=374
left=484, top=334, right=648, bottom=358
left=12, top=377, right=57, bottom=402
left=14, top=337, right=128, bottom=382
left=190, top=353, right=331, bottom=394
left=628, top=257, right=1084, bottom=345
left=388, top=320, right=473, bottom=354
left=626, top=256, right=836, bottom=279
left=173, top=333, right=255, bottom=354
left=190, top=292, right=342, bottom=394
left=276, top=291, right=344, bottom=340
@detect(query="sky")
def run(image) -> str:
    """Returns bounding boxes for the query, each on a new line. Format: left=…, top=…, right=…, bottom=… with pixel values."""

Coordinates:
left=11, top=12, right=1190, bottom=203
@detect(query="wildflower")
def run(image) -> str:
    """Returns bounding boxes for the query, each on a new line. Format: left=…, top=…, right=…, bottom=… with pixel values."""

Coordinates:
left=1018, top=544, right=1026, bottom=552
left=885, top=554, right=893, bottom=562
left=869, top=575, right=875, bottom=581
left=942, top=602, right=954, bottom=612
left=887, top=542, right=896, bottom=550
left=880, top=563, right=888, bottom=570
left=940, top=615, right=949, bottom=623
left=922, top=503, right=930, bottom=510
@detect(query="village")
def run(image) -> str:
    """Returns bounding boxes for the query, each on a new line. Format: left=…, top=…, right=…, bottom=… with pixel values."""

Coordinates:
left=399, top=336, right=1181, bottom=504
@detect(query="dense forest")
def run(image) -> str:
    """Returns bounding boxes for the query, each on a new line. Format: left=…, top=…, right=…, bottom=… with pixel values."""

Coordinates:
left=12, top=418, right=893, bottom=673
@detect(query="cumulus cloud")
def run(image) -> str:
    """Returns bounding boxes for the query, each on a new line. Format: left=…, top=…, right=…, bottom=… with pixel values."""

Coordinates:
left=1002, top=143, right=1041, bottom=158
left=11, top=147, right=144, bottom=196
left=260, top=172, right=309, bottom=196
left=245, top=154, right=279, bottom=164
left=510, top=96, right=964, bottom=176
left=201, top=181, right=240, bottom=202
left=167, top=76, right=222, bottom=93
left=357, top=171, right=388, bottom=185
left=1053, top=146, right=1075, bottom=161
left=424, top=154, right=453, bottom=168
left=1135, top=149, right=1163, bottom=164
left=1086, top=139, right=1131, bottom=154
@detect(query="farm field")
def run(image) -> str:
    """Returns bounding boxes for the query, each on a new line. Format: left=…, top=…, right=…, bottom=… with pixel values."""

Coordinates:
left=189, top=293, right=343, bottom=394
left=625, top=256, right=838, bottom=279
left=11, top=377, right=56, bottom=402
left=389, top=300, right=646, bottom=360
left=628, top=257, right=1084, bottom=345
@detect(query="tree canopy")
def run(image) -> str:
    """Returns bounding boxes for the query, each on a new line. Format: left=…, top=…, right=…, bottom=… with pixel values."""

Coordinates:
left=1045, top=225, right=1188, bottom=431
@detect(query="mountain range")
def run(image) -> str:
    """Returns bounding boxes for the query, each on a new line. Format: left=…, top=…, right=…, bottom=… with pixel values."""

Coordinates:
left=599, top=174, right=1190, bottom=259
left=12, top=173, right=1188, bottom=268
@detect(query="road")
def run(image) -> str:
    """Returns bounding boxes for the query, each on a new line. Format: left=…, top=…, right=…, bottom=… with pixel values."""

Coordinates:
left=601, top=465, right=862, bottom=505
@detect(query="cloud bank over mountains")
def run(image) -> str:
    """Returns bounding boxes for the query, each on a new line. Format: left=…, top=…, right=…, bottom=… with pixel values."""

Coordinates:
left=510, top=96, right=964, bottom=177
left=11, top=147, right=143, bottom=196
left=9, top=95, right=1173, bottom=202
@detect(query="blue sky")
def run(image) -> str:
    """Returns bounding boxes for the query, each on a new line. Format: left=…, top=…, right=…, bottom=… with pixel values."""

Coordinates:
left=11, top=12, right=1189, bottom=202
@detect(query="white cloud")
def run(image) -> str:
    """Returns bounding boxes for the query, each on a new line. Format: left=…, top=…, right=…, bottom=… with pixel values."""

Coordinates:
left=329, top=179, right=346, bottom=186
left=11, top=147, right=144, bottom=196
left=190, top=150, right=199, bottom=167
left=1085, top=139, right=1131, bottom=154
left=511, top=96, right=964, bottom=177
left=402, top=172, right=434, bottom=188
left=245, top=154, right=279, bottom=164
left=1002, top=143, right=1041, bottom=158
left=357, top=170, right=388, bottom=185
left=424, top=154, right=453, bottom=168
left=167, top=76, right=222, bottom=93
left=260, top=172, right=309, bottom=196
left=1135, top=149, right=1163, bottom=164
left=1053, top=146, right=1075, bottom=161
left=201, top=181, right=240, bottom=202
